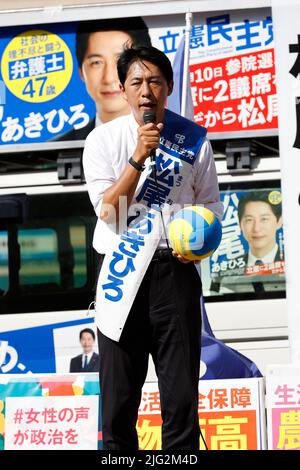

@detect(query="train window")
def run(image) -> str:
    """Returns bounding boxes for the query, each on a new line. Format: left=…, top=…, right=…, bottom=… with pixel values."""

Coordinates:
left=70, top=225, right=87, bottom=288
left=19, top=228, right=60, bottom=286
left=201, top=181, right=286, bottom=301
left=0, top=191, right=97, bottom=314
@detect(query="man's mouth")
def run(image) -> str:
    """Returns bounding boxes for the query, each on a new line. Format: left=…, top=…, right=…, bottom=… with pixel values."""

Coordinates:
left=139, top=102, right=155, bottom=109
left=101, top=91, right=122, bottom=97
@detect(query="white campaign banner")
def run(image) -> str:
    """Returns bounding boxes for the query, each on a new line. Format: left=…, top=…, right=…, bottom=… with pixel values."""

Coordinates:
left=95, top=110, right=207, bottom=342
left=4, top=395, right=99, bottom=450
left=272, top=0, right=300, bottom=362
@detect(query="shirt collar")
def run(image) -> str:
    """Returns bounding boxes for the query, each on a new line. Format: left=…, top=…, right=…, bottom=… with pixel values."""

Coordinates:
left=247, top=243, right=278, bottom=266
left=128, top=112, right=139, bottom=136
left=95, top=114, right=102, bottom=127
left=83, top=351, right=94, bottom=359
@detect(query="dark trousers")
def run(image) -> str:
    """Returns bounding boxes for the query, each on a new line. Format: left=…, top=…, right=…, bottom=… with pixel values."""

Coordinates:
left=97, top=254, right=202, bottom=450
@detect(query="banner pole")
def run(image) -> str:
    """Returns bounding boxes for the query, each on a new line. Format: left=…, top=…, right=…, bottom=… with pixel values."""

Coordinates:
left=181, top=11, right=192, bottom=117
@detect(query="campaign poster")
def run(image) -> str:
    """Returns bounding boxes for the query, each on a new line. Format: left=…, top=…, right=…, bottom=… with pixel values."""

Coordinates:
left=0, top=311, right=99, bottom=375
left=266, top=364, right=300, bottom=450
left=0, top=7, right=277, bottom=150
left=151, top=7, right=277, bottom=135
left=0, top=373, right=100, bottom=450
left=209, top=188, right=284, bottom=288
left=137, top=378, right=266, bottom=450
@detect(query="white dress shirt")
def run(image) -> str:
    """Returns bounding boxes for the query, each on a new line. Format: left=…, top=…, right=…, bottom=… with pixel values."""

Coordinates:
left=82, top=351, right=93, bottom=368
left=247, top=243, right=279, bottom=267
left=83, top=112, right=223, bottom=254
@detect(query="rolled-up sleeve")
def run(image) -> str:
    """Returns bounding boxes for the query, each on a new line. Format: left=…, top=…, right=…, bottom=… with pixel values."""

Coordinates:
left=82, top=128, right=116, bottom=218
left=193, top=137, right=224, bottom=221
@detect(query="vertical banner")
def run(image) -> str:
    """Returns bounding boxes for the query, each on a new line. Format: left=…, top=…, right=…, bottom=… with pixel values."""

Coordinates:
left=266, top=365, right=300, bottom=450
left=137, top=379, right=266, bottom=450
left=272, top=0, right=300, bottom=362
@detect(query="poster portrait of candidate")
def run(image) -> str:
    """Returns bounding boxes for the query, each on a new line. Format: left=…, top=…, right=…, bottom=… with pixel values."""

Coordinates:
left=69, top=327, right=99, bottom=373
left=53, top=17, right=152, bottom=141
left=237, top=191, right=283, bottom=273
left=53, top=323, right=99, bottom=373
left=209, top=189, right=285, bottom=293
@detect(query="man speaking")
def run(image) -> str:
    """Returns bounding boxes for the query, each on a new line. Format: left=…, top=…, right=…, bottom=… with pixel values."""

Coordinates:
left=83, top=45, right=223, bottom=450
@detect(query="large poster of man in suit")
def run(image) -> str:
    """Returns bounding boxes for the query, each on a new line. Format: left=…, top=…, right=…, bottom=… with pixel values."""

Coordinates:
left=209, top=189, right=285, bottom=292
left=52, top=17, right=151, bottom=141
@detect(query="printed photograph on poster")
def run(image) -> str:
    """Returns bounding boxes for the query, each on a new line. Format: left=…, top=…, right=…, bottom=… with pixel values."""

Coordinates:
left=53, top=323, right=99, bottom=373
left=0, top=7, right=277, bottom=149
left=210, top=188, right=284, bottom=288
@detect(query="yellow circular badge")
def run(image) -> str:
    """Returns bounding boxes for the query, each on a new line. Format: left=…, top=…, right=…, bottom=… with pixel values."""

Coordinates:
left=268, top=190, right=282, bottom=205
left=1, top=29, right=73, bottom=103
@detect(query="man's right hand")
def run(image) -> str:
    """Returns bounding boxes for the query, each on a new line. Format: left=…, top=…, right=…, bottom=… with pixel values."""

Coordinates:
left=132, top=122, right=164, bottom=164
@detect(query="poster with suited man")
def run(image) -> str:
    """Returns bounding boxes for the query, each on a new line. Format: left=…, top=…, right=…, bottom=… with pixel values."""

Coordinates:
left=69, top=328, right=99, bottom=373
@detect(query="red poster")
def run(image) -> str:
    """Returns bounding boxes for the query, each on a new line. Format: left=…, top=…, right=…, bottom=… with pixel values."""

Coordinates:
left=191, top=49, right=277, bottom=133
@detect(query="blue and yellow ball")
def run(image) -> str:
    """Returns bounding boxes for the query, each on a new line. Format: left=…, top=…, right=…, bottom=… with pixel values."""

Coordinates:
left=168, top=206, right=222, bottom=261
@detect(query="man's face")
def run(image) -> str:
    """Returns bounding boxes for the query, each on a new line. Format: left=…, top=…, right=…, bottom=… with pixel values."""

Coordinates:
left=121, top=60, right=173, bottom=125
left=80, top=332, right=95, bottom=354
left=80, top=30, right=131, bottom=120
left=240, top=201, right=282, bottom=255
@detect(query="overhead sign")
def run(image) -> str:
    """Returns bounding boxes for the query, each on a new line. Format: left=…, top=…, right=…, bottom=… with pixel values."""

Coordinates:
left=0, top=7, right=277, bottom=152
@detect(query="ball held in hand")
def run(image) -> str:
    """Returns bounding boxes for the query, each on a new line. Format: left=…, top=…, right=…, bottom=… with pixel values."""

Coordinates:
left=168, top=206, right=222, bottom=261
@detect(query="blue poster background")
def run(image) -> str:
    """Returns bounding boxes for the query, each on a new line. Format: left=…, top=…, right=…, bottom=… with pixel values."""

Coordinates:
left=0, top=317, right=94, bottom=374
left=0, top=22, right=95, bottom=145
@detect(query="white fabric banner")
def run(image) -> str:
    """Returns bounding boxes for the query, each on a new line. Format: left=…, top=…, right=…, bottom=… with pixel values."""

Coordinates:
left=95, top=110, right=207, bottom=341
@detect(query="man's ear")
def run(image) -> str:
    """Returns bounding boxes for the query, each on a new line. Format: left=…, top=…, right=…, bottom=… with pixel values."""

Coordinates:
left=120, top=83, right=128, bottom=101
left=79, top=67, right=85, bottom=83
left=277, top=216, right=283, bottom=229
left=167, top=80, right=174, bottom=96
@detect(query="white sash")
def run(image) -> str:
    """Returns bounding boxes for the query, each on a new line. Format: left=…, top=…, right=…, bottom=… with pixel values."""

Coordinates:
left=95, top=109, right=207, bottom=341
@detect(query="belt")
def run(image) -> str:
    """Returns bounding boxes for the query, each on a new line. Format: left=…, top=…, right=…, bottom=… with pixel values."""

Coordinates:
left=99, top=248, right=173, bottom=263
left=151, top=248, right=173, bottom=261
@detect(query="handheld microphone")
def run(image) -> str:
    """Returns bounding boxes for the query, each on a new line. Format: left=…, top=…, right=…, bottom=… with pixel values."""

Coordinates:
left=143, top=110, right=157, bottom=166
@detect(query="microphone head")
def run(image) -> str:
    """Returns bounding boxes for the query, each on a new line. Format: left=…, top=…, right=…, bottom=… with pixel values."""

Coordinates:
left=143, top=109, right=156, bottom=125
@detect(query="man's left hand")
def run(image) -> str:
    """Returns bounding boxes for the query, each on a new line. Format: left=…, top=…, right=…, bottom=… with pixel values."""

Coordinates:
left=172, top=250, right=201, bottom=265
left=172, top=250, right=191, bottom=264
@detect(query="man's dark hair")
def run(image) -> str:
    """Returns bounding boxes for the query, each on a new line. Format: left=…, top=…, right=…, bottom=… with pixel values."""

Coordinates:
left=238, top=191, right=282, bottom=222
left=117, top=45, right=173, bottom=86
left=79, top=328, right=95, bottom=341
left=76, top=17, right=152, bottom=68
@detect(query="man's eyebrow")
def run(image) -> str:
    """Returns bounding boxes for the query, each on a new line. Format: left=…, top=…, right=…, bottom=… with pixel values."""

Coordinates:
left=244, top=212, right=271, bottom=217
left=130, top=75, right=162, bottom=80
left=86, top=54, right=103, bottom=59
left=86, top=53, right=122, bottom=59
